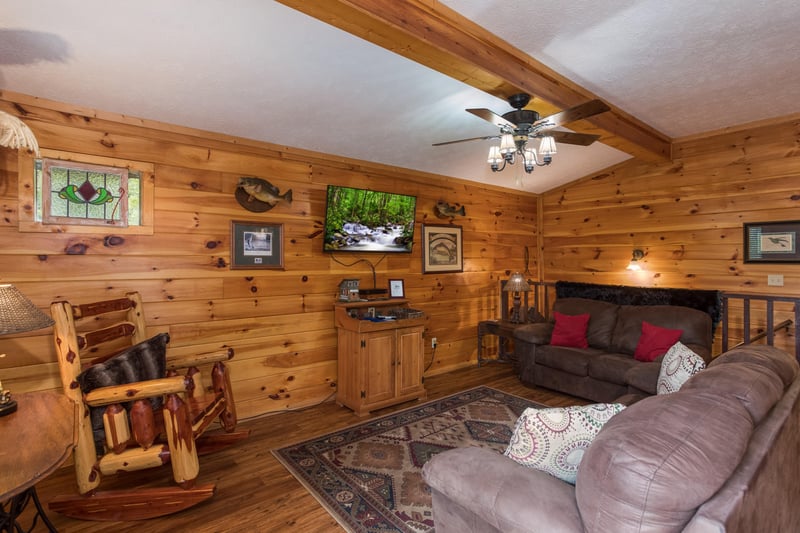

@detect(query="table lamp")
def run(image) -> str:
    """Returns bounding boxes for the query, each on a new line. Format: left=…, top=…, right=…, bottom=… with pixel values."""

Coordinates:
left=503, top=272, right=531, bottom=323
left=0, top=284, right=54, bottom=417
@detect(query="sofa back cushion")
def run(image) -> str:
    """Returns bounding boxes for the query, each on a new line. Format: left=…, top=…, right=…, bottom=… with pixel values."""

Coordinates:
left=609, top=305, right=712, bottom=356
left=575, top=390, right=753, bottom=532
left=708, top=344, right=799, bottom=387
left=553, top=298, right=619, bottom=350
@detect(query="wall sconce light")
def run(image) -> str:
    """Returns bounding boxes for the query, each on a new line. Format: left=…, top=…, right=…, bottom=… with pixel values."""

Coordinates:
left=626, top=249, right=645, bottom=271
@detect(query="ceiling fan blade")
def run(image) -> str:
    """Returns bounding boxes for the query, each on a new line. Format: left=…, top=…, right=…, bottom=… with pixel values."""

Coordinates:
left=432, top=135, right=498, bottom=147
left=540, top=130, right=601, bottom=146
left=466, top=108, right=517, bottom=129
left=537, top=100, right=610, bottom=129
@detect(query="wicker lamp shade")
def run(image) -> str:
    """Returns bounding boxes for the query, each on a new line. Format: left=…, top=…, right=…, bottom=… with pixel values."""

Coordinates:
left=0, top=110, right=40, bottom=157
left=0, top=284, right=54, bottom=335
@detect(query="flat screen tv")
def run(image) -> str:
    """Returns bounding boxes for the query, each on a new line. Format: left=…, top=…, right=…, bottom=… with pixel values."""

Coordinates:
left=323, top=185, right=417, bottom=253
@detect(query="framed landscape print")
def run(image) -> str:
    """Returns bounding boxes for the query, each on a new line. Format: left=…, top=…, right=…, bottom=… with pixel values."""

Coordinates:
left=231, top=220, right=284, bottom=269
left=422, top=224, right=463, bottom=273
left=744, top=220, right=800, bottom=263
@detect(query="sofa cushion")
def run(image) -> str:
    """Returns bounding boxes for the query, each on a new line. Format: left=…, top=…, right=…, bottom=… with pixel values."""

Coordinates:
left=576, top=391, right=753, bottom=532
left=423, top=447, right=585, bottom=532
left=634, top=321, right=683, bottom=362
left=708, top=344, right=799, bottom=388
left=505, top=403, right=625, bottom=484
left=625, top=360, right=662, bottom=395
left=610, top=305, right=712, bottom=356
left=535, top=345, right=605, bottom=376
left=681, top=361, right=783, bottom=423
left=587, top=353, right=639, bottom=386
left=550, top=311, right=590, bottom=348
left=657, top=341, right=705, bottom=394
left=553, top=298, right=619, bottom=350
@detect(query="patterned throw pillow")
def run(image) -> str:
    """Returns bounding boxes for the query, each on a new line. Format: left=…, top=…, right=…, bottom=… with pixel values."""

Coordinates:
left=504, top=403, right=626, bottom=484
left=657, top=341, right=706, bottom=394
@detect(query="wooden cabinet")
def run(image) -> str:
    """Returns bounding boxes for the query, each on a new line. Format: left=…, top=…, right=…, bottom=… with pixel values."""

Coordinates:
left=334, top=300, right=427, bottom=416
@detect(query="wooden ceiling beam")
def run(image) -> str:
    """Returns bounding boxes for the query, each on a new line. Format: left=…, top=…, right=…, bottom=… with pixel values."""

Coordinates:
left=277, top=0, right=672, bottom=162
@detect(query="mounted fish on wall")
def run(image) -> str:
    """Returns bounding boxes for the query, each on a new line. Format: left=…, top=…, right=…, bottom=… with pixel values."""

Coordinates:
left=235, top=176, right=293, bottom=212
left=434, top=200, right=466, bottom=220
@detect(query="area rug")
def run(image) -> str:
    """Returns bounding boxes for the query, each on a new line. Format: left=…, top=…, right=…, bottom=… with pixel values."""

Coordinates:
left=272, top=386, right=542, bottom=532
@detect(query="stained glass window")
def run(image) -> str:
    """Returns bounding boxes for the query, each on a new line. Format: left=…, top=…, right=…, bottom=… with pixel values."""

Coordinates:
left=35, top=159, right=141, bottom=227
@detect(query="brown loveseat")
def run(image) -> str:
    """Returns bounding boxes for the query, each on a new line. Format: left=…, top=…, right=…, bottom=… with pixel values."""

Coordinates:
left=422, top=344, right=800, bottom=532
left=513, top=297, right=713, bottom=402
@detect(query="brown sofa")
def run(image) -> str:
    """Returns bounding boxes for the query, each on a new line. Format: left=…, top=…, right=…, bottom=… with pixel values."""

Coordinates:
left=422, top=344, right=800, bottom=532
left=512, top=297, right=713, bottom=402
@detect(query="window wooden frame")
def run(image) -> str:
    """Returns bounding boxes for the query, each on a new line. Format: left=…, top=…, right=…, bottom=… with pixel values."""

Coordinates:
left=17, top=150, right=154, bottom=235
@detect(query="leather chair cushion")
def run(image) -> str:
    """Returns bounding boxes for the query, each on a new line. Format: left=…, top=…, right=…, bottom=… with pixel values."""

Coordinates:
left=576, top=390, right=753, bottom=532
left=610, top=305, right=712, bottom=356
left=553, top=298, right=619, bottom=350
left=535, top=345, right=605, bottom=376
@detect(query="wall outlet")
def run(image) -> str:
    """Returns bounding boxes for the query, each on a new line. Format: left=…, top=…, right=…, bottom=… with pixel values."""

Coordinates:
left=431, top=337, right=438, bottom=349
left=768, top=274, right=784, bottom=287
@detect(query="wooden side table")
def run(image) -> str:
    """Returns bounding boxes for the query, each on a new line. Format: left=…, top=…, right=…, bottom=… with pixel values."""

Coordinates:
left=1, top=391, right=77, bottom=532
left=477, top=320, right=527, bottom=367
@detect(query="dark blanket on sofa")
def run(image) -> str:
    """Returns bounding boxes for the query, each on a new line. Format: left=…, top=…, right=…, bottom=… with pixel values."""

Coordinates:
left=554, top=281, right=722, bottom=333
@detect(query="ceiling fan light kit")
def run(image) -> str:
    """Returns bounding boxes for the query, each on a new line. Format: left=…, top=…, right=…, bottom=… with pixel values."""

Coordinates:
left=435, top=93, right=609, bottom=180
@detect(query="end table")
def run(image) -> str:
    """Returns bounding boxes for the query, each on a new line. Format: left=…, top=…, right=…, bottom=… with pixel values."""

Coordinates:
left=477, top=320, right=527, bottom=367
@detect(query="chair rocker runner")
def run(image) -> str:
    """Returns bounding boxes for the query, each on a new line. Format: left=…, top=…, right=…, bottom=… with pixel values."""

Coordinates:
left=49, top=292, right=248, bottom=521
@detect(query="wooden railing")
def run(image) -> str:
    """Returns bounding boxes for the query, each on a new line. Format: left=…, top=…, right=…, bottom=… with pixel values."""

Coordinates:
left=721, top=292, right=800, bottom=362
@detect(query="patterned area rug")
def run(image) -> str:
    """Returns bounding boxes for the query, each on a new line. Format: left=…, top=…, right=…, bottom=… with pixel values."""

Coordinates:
left=272, top=386, right=542, bottom=532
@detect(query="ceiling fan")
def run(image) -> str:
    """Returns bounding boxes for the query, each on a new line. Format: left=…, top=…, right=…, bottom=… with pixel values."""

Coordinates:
left=433, top=93, right=610, bottom=174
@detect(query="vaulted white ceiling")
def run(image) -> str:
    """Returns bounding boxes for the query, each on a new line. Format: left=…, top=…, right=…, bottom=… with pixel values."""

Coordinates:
left=2, top=1, right=798, bottom=193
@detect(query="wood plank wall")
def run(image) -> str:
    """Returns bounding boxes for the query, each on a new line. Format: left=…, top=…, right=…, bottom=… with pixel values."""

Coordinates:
left=0, top=92, right=537, bottom=419
left=541, top=114, right=800, bottom=354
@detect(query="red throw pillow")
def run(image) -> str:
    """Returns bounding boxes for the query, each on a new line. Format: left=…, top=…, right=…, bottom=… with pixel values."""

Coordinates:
left=550, top=312, right=590, bottom=348
left=634, top=321, right=683, bottom=362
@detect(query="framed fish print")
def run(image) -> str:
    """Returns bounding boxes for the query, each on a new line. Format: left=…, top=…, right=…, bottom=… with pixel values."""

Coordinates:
left=744, top=220, right=800, bottom=263
left=422, top=224, right=463, bottom=274
left=231, top=221, right=284, bottom=269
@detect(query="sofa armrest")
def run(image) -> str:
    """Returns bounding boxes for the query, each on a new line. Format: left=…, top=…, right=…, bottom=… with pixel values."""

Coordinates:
left=422, top=447, right=583, bottom=532
left=512, top=322, right=554, bottom=345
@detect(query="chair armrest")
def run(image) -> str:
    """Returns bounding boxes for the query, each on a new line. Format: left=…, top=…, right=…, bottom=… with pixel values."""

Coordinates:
left=166, top=347, right=234, bottom=370
left=422, top=447, right=583, bottom=532
left=84, top=375, right=190, bottom=407
left=512, top=322, right=554, bottom=345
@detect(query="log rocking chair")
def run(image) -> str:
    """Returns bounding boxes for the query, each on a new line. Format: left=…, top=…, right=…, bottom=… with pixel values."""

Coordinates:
left=49, top=292, right=248, bottom=521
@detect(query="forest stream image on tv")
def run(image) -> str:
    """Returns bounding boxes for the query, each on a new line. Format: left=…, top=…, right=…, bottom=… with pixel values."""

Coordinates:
left=323, top=185, right=417, bottom=253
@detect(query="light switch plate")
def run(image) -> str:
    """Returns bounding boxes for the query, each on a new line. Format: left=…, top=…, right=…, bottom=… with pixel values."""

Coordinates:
left=768, top=274, right=784, bottom=286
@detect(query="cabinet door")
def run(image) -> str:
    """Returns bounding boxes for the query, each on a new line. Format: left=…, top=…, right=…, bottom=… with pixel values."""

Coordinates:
left=363, top=331, right=396, bottom=405
left=396, top=326, right=424, bottom=396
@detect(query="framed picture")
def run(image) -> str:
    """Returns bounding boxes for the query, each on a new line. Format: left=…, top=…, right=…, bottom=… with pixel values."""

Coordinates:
left=230, top=220, right=284, bottom=269
left=422, top=224, right=463, bottom=274
left=744, top=221, right=800, bottom=263
left=389, top=279, right=405, bottom=298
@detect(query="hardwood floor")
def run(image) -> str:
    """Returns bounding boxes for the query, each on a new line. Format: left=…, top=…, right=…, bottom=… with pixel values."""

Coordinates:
left=17, top=363, right=583, bottom=533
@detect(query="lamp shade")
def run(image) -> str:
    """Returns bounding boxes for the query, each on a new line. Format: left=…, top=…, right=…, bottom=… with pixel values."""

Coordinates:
left=503, top=272, right=531, bottom=293
left=0, top=110, right=40, bottom=156
left=0, top=284, right=54, bottom=335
